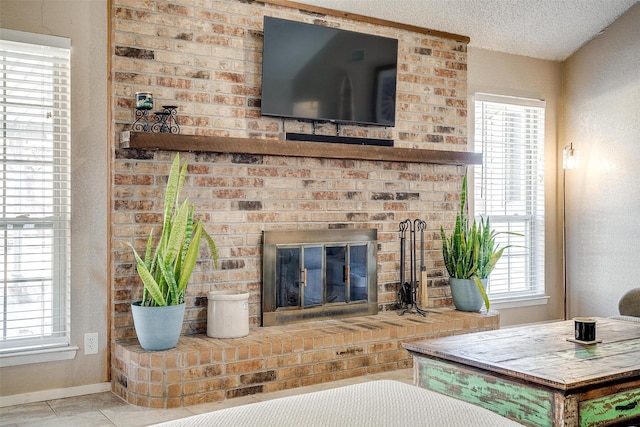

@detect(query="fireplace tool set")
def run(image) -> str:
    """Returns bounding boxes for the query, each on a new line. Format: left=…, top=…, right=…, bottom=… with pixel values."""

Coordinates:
left=398, top=219, right=427, bottom=316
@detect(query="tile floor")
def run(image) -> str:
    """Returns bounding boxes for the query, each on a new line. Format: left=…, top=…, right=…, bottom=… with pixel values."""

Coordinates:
left=1, top=368, right=413, bottom=426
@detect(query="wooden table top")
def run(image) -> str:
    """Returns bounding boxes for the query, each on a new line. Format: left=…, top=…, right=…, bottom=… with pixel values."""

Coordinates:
left=404, top=318, right=640, bottom=391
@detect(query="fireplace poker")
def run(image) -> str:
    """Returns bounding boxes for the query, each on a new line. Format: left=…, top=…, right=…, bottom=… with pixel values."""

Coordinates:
left=417, top=219, right=429, bottom=307
left=411, top=220, right=417, bottom=287
left=398, top=219, right=411, bottom=309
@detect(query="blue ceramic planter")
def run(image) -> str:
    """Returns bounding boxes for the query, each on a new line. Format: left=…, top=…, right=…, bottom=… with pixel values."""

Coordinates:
left=131, top=301, right=185, bottom=351
left=449, top=278, right=488, bottom=312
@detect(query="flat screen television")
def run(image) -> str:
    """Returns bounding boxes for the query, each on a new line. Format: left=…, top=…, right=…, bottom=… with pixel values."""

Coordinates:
left=261, top=17, right=398, bottom=127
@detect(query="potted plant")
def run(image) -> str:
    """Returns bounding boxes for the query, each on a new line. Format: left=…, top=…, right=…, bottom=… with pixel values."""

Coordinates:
left=440, top=175, right=510, bottom=312
left=127, top=153, right=218, bottom=350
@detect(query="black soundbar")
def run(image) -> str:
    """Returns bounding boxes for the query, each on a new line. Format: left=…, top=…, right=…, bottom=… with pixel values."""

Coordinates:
left=285, top=133, right=394, bottom=147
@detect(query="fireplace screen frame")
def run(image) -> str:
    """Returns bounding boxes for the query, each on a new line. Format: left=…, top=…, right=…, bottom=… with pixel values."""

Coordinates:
left=262, top=229, right=378, bottom=326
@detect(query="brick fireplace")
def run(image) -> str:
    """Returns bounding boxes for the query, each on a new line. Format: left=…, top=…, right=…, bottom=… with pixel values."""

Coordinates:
left=110, top=0, right=480, bottom=407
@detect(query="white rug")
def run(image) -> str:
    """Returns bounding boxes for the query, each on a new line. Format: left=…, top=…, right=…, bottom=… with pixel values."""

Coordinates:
left=154, top=380, right=522, bottom=426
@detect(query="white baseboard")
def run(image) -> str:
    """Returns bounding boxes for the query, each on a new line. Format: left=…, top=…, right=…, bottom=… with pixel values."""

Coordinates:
left=0, top=382, right=112, bottom=408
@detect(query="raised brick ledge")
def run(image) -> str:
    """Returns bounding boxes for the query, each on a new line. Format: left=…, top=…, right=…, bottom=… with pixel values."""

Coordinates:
left=111, top=308, right=498, bottom=408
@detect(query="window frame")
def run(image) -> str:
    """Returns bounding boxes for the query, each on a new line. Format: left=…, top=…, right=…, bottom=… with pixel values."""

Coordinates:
left=0, top=29, right=76, bottom=366
left=472, top=93, right=547, bottom=306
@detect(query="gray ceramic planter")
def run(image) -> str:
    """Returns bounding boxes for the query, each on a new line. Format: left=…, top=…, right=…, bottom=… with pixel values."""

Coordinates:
left=449, top=278, right=488, bottom=312
left=131, top=301, right=185, bottom=351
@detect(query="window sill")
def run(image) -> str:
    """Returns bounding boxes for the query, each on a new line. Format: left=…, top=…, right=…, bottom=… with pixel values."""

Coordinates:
left=490, top=295, right=550, bottom=310
left=0, top=345, right=78, bottom=368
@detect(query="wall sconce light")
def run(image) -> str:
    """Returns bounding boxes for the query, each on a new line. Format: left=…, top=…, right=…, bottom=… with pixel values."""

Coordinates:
left=562, top=143, right=577, bottom=320
left=563, top=143, right=577, bottom=170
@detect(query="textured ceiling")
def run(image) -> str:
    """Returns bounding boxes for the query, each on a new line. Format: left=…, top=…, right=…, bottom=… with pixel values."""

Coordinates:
left=292, top=0, right=638, bottom=61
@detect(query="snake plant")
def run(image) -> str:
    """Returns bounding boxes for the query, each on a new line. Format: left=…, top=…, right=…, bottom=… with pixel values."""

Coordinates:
left=440, top=175, right=511, bottom=311
left=128, top=154, right=218, bottom=307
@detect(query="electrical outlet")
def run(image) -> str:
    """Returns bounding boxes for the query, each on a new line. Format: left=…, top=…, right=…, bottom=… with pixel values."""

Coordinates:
left=84, top=332, right=98, bottom=355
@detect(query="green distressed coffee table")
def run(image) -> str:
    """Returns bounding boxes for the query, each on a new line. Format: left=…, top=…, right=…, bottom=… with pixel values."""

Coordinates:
left=404, top=318, right=640, bottom=427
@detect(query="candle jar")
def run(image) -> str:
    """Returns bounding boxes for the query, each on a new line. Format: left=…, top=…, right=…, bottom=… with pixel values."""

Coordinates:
left=136, top=92, right=153, bottom=110
left=574, top=317, right=596, bottom=342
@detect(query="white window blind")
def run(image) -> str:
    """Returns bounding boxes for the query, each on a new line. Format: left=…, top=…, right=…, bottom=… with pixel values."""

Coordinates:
left=0, top=30, right=71, bottom=354
left=474, top=93, right=545, bottom=300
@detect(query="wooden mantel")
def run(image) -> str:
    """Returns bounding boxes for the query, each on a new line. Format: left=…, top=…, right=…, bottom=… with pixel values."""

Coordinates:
left=119, top=132, right=482, bottom=166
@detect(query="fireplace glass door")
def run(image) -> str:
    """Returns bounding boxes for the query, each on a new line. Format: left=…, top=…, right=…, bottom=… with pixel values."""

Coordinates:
left=275, top=245, right=324, bottom=308
left=274, top=243, right=368, bottom=311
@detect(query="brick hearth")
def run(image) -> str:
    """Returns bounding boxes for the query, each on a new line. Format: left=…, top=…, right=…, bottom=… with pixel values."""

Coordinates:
left=111, top=309, right=498, bottom=408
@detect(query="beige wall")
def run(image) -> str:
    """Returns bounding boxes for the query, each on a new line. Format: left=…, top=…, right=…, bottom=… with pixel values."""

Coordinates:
left=0, top=0, right=109, bottom=397
left=467, top=48, right=564, bottom=326
left=562, top=3, right=640, bottom=318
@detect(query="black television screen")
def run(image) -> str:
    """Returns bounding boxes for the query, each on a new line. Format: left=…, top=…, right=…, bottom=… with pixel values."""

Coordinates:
left=261, top=17, right=398, bottom=127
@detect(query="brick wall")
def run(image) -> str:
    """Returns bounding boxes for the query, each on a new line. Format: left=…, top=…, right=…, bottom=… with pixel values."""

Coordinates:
left=110, top=0, right=469, bottom=342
